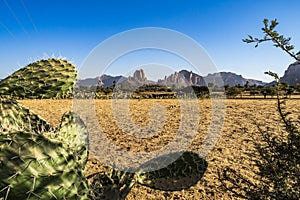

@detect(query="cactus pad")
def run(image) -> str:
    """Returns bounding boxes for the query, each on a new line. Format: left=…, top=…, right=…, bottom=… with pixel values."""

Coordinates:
left=0, top=58, right=77, bottom=99
left=57, top=111, right=89, bottom=166
left=0, top=99, right=51, bottom=133
left=0, top=131, right=90, bottom=199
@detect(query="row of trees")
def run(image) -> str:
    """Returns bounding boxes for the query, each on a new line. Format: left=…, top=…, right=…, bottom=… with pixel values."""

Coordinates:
left=75, top=82, right=300, bottom=99
left=75, top=84, right=211, bottom=99
left=225, top=81, right=299, bottom=98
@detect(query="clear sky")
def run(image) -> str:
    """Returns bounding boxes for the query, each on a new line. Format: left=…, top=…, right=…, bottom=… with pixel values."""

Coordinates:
left=1, top=0, right=300, bottom=82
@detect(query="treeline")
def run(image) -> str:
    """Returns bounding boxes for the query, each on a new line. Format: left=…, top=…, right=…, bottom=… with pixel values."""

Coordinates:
left=74, top=81, right=300, bottom=99
left=74, top=84, right=211, bottom=99
left=224, top=81, right=300, bottom=98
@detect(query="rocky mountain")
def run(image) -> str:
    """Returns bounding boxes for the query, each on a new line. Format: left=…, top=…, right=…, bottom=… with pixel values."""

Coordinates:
left=76, top=69, right=266, bottom=88
left=99, top=75, right=126, bottom=87
left=76, top=77, right=100, bottom=86
left=132, top=69, right=147, bottom=82
left=158, top=70, right=207, bottom=86
left=123, top=69, right=156, bottom=87
left=158, top=70, right=265, bottom=87
left=157, top=71, right=190, bottom=87
left=76, top=75, right=126, bottom=87
left=280, top=61, right=300, bottom=86
left=178, top=70, right=206, bottom=85
left=205, top=72, right=266, bottom=87
left=77, top=69, right=155, bottom=88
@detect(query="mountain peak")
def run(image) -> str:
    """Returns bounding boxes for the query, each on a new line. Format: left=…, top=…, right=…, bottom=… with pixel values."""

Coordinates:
left=77, top=69, right=266, bottom=87
left=133, top=69, right=147, bottom=82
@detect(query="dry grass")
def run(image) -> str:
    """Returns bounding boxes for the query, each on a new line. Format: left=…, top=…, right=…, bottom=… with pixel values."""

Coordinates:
left=18, top=99, right=300, bottom=199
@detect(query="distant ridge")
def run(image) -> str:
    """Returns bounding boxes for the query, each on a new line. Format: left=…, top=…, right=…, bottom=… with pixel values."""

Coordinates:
left=205, top=72, right=266, bottom=87
left=77, top=75, right=126, bottom=87
left=76, top=69, right=267, bottom=87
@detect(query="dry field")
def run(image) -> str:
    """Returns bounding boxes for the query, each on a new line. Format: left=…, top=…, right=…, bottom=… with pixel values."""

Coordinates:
left=18, top=98, right=300, bottom=199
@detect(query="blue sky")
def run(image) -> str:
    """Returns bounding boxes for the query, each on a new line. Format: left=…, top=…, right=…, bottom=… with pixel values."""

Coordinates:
left=1, top=0, right=300, bottom=82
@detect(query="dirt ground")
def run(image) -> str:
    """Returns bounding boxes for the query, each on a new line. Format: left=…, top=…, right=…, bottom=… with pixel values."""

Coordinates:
left=18, top=98, right=300, bottom=199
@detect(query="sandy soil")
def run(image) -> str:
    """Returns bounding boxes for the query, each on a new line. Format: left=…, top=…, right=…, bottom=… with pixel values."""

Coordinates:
left=18, top=98, right=300, bottom=199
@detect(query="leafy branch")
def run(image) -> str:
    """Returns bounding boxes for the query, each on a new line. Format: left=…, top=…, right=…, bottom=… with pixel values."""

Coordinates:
left=219, top=19, right=300, bottom=199
left=243, top=19, right=300, bottom=61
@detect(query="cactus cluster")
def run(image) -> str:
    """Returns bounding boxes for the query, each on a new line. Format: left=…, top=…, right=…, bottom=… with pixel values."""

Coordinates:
left=0, top=58, right=77, bottom=99
left=0, top=58, right=90, bottom=199
left=0, top=58, right=208, bottom=199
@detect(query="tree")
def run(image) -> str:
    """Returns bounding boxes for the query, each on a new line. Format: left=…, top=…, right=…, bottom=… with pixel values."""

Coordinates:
left=179, top=85, right=210, bottom=98
left=295, top=84, right=300, bottom=93
left=249, top=89, right=259, bottom=96
left=207, top=82, right=215, bottom=88
left=224, top=84, right=230, bottom=91
left=219, top=19, right=300, bottom=199
left=244, top=81, right=250, bottom=90
left=281, top=82, right=294, bottom=98
left=261, top=86, right=277, bottom=98
left=225, top=86, right=242, bottom=98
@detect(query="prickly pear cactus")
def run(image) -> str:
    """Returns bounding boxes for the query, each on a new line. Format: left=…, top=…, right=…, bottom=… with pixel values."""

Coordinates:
left=0, top=99, right=51, bottom=133
left=56, top=111, right=89, bottom=166
left=0, top=58, right=77, bottom=99
left=0, top=131, right=90, bottom=199
left=0, top=110, right=90, bottom=199
left=0, top=57, right=93, bottom=199
left=90, top=169, right=136, bottom=200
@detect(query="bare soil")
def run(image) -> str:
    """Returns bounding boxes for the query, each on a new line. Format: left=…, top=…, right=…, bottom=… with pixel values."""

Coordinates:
left=18, top=99, right=300, bottom=199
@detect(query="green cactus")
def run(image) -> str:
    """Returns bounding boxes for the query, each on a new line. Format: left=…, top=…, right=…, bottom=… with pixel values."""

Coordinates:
left=56, top=111, right=89, bottom=166
left=0, top=57, right=91, bottom=199
left=0, top=101, right=88, bottom=161
left=0, top=111, right=90, bottom=199
left=0, top=104, right=89, bottom=199
left=0, top=131, right=90, bottom=200
left=0, top=99, right=51, bottom=133
left=0, top=58, right=77, bottom=99
left=90, top=169, right=136, bottom=200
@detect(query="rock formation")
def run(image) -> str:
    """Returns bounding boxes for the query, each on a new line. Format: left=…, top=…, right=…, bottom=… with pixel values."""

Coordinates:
left=133, top=69, right=147, bottom=82
left=77, top=68, right=267, bottom=88
left=280, top=61, right=300, bottom=86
